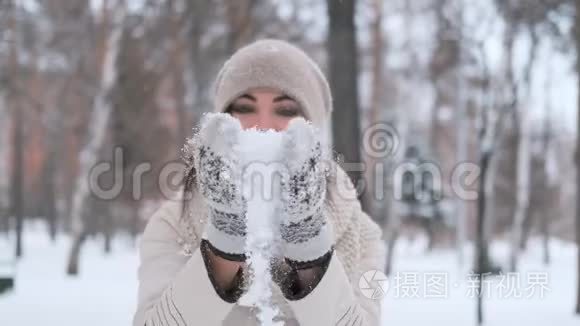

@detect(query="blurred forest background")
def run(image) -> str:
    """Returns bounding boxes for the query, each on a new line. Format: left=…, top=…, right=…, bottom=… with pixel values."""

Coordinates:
left=1, top=0, right=580, bottom=325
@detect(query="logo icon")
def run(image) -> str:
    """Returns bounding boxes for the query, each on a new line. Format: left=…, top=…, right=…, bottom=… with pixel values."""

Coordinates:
left=359, top=269, right=389, bottom=300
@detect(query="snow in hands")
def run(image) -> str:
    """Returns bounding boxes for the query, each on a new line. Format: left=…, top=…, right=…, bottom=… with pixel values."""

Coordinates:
left=236, top=124, right=284, bottom=326
left=185, top=112, right=330, bottom=325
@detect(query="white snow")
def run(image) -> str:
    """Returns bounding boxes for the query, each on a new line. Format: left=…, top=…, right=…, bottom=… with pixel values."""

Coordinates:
left=0, top=224, right=578, bottom=325
left=0, top=222, right=138, bottom=326
left=236, top=128, right=285, bottom=326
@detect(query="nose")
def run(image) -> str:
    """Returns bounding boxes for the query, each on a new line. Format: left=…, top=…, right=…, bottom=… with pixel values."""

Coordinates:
left=255, top=112, right=277, bottom=131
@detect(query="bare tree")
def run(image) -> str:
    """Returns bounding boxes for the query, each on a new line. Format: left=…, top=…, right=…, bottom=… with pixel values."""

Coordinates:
left=11, top=96, right=24, bottom=259
left=428, top=0, right=460, bottom=167
left=509, top=25, right=538, bottom=272
left=574, top=0, right=580, bottom=314
left=181, top=0, right=237, bottom=142
left=0, top=3, right=8, bottom=218
left=509, top=103, right=531, bottom=272
left=0, top=89, right=8, bottom=231
left=366, top=0, right=386, bottom=223
left=472, top=38, right=511, bottom=325
left=66, top=0, right=126, bottom=275
left=110, top=17, right=172, bottom=241
left=6, top=0, right=24, bottom=258
left=534, top=108, right=558, bottom=265
left=454, top=0, right=468, bottom=266
left=327, top=0, right=369, bottom=214
left=225, top=0, right=257, bottom=54
left=35, top=0, right=90, bottom=242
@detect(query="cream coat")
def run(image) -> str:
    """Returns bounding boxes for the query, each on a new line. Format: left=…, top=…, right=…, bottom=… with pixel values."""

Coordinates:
left=133, top=162, right=386, bottom=326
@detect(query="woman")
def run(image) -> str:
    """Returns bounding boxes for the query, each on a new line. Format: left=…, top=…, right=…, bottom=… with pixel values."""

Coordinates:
left=133, top=39, right=386, bottom=326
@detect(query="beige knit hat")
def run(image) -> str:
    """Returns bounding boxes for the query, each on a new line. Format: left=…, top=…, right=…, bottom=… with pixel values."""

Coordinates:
left=212, top=39, right=333, bottom=129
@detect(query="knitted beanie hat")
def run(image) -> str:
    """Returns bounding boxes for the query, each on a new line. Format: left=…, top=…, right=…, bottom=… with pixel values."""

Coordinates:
left=212, top=39, right=333, bottom=129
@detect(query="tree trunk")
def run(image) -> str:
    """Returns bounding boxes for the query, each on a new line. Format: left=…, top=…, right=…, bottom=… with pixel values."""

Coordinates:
left=454, top=2, right=467, bottom=266
left=384, top=226, right=399, bottom=276
left=184, top=0, right=212, bottom=129
left=510, top=111, right=530, bottom=272
left=574, top=0, right=580, bottom=314
left=225, top=0, right=256, bottom=54
left=8, top=2, right=24, bottom=257
left=166, top=2, right=189, bottom=150
left=130, top=201, right=140, bottom=241
left=0, top=91, right=9, bottom=233
left=519, top=210, right=534, bottom=250
left=12, top=104, right=24, bottom=259
left=42, top=86, right=68, bottom=242
left=103, top=209, right=112, bottom=254
left=66, top=3, right=125, bottom=275
left=483, top=141, right=500, bottom=255
left=327, top=0, right=368, bottom=213
left=66, top=231, right=88, bottom=274
left=540, top=113, right=553, bottom=266
left=43, top=151, right=58, bottom=241
left=365, top=0, right=385, bottom=223
left=476, top=149, right=493, bottom=325
left=540, top=209, right=550, bottom=265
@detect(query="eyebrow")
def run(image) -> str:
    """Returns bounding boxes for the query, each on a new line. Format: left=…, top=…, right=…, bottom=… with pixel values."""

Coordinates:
left=236, top=94, right=295, bottom=103
left=238, top=94, right=256, bottom=101
left=273, top=95, right=295, bottom=102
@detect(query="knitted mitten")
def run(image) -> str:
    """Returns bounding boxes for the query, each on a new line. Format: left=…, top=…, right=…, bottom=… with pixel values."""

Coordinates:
left=279, top=118, right=333, bottom=269
left=192, top=113, right=247, bottom=261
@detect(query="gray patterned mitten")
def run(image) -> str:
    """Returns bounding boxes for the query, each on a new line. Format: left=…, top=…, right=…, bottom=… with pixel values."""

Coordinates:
left=279, top=118, right=333, bottom=269
left=192, top=113, right=247, bottom=261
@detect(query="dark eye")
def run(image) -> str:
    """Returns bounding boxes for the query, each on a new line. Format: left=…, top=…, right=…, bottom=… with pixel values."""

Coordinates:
left=276, top=106, right=300, bottom=117
left=229, top=104, right=255, bottom=114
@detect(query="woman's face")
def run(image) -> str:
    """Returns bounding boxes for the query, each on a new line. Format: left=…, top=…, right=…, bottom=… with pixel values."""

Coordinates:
left=226, top=88, right=304, bottom=131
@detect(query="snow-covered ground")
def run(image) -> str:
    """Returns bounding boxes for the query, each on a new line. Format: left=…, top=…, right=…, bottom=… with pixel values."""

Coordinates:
left=382, top=237, right=580, bottom=326
left=1, top=223, right=578, bottom=326
left=0, top=223, right=139, bottom=326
